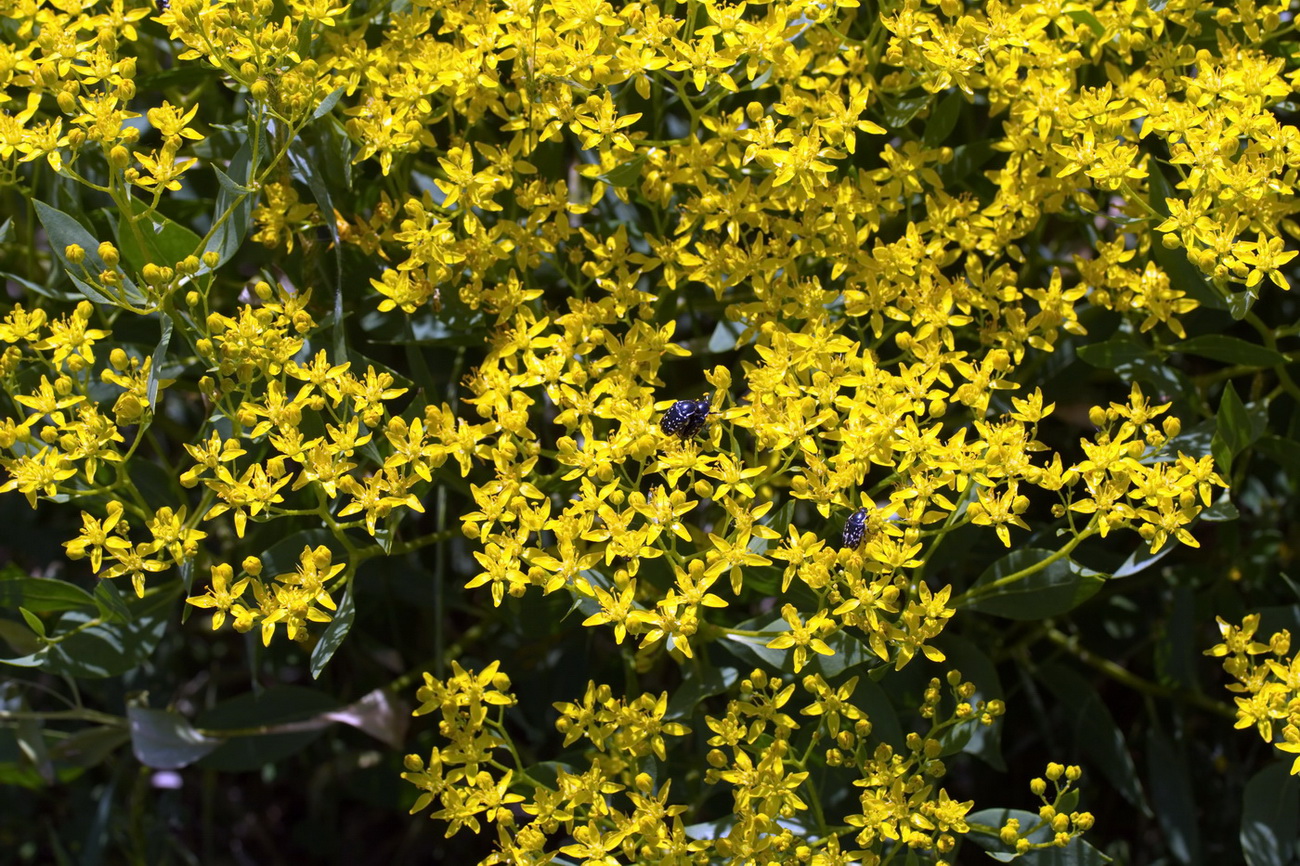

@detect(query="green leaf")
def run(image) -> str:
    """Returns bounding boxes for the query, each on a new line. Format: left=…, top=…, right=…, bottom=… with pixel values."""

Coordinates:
left=93, top=580, right=132, bottom=624
left=33, top=200, right=146, bottom=307
left=966, top=548, right=1104, bottom=619
left=878, top=93, right=931, bottom=129
left=1066, top=8, right=1105, bottom=35
left=204, top=140, right=255, bottom=268
left=0, top=572, right=97, bottom=613
left=127, top=707, right=223, bottom=769
left=1212, top=381, right=1266, bottom=473
left=1242, top=761, right=1300, bottom=866
left=196, top=685, right=337, bottom=771
left=287, top=137, right=345, bottom=359
left=48, top=726, right=130, bottom=771
left=1077, top=336, right=1197, bottom=405
left=310, top=587, right=355, bottom=679
left=114, top=202, right=203, bottom=275
left=1039, top=663, right=1149, bottom=815
left=601, top=152, right=648, bottom=188
left=1229, top=289, right=1259, bottom=320
left=1175, top=335, right=1285, bottom=368
left=1256, top=435, right=1300, bottom=480
left=1112, top=538, right=1175, bottom=579
left=934, top=634, right=1005, bottom=769
left=0, top=618, right=45, bottom=658
left=936, top=139, right=995, bottom=188
left=1146, top=728, right=1200, bottom=865
left=312, top=85, right=345, bottom=120
left=18, top=607, right=46, bottom=639
left=1077, top=338, right=1149, bottom=370
left=718, top=613, right=788, bottom=671
left=1200, top=496, right=1239, bottom=522
left=923, top=90, right=963, bottom=148
left=666, top=664, right=740, bottom=720
left=967, top=808, right=1113, bottom=863
left=146, top=314, right=173, bottom=411
left=43, top=603, right=170, bottom=679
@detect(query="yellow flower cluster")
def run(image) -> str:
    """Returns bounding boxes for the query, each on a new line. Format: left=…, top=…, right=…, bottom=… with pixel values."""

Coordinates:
left=1207, top=615, right=1300, bottom=774
left=403, top=664, right=1007, bottom=864
left=0, top=0, right=1286, bottom=853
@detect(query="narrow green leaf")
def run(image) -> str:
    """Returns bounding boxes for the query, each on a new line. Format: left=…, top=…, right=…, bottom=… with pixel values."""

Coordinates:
left=204, top=140, right=254, bottom=268
left=1212, top=381, right=1265, bottom=473
left=312, top=85, right=346, bottom=120
left=18, top=607, right=46, bottom=639
left=601, top=152, right=648, bottom=188
left=145, top=314, right=173, bottom=411
left=1175, top=335, right=1285, bottom=368
left=0, top=618, right=45, bottom=657
left=48, top=726, right=130, bottom=770
left=934, top=634, right=1005, bottom=769
left=1229, top=289, right=1258, bottom=320
left=878, top=93, right=930, bottom=129
left=310, top=588, right=355, bottom=679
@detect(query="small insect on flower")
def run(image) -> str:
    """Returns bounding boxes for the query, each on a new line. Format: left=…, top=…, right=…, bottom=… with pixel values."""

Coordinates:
left=660, top=397, right=712, bottom=440
left=157, top=0, right=169, bottom=10
left=841, top=507, right=869, bottom=550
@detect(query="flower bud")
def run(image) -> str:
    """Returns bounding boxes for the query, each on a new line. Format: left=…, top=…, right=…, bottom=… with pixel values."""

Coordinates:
left=109, top=145, right=130, bottom=170
left=65, top=244, right=85, bottom=264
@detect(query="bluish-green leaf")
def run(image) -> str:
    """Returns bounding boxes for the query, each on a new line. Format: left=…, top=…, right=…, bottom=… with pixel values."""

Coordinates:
left=127, top=707, right=222, bottom=769
left=312, top=85, right=345, bottom=120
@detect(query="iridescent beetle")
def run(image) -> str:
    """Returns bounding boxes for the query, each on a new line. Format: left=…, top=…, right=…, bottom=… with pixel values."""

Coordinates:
left=660, top=396, right=712, bottom=440
left=841, top=507, right=869, bottom=550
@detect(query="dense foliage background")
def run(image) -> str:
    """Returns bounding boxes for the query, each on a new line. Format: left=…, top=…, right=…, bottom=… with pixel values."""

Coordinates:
left=3, top=0, right=1300, bottom=862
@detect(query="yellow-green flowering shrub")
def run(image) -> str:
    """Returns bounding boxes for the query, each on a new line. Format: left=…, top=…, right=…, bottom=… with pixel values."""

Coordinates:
left=1, top=0, right=1299, bottom=860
